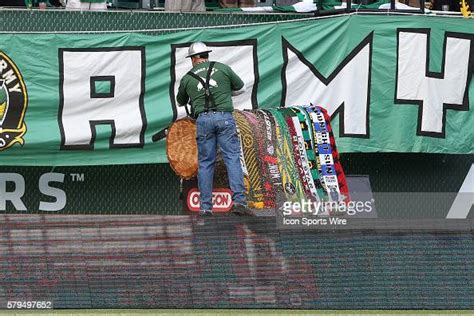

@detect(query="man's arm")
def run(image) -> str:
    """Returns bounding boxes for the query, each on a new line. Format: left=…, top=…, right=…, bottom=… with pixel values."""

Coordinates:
left=226, top=65, right=246, bottom=96
left=176, top=78, right=189, bottom=106
left=231, top=84, right=246, bottom=96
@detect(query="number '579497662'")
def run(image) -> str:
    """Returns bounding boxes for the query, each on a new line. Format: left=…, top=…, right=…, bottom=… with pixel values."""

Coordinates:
left=7, top=301, right=52, bottom=309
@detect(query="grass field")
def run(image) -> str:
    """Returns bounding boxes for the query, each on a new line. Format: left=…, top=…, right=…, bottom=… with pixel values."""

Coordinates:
left=0, top=310, right=473, bottom=316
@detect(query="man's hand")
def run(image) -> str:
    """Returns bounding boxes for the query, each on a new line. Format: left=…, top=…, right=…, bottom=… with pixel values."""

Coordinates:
left=231, top=84, right=247, bottom=96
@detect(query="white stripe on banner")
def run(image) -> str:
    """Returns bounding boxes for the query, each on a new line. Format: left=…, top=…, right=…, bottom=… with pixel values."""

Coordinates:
left=446, top=164, right=474, bottom=219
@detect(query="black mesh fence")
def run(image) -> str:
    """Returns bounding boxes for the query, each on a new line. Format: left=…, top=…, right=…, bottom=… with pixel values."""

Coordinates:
left=0, top=9, right=310, bottom=33
left=0, top=153, right=471, bottom=216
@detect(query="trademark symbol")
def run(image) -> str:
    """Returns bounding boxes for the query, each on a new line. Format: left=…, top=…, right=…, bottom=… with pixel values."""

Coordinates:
left=70, top=173, right=84, bottom=182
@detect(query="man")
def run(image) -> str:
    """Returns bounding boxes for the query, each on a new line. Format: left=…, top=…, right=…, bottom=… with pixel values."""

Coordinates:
left=176, top=42, right=252, bottom=216
left=66, top=0, right=106, bottom=10
left=164, top=0, right=205, bottom=11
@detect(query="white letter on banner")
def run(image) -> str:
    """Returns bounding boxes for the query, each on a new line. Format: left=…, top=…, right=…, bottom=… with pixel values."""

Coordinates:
left=446, top=164, right=474, bottom=219
left=59, top=48, right=146, bottom=149
left=282, top=34, right=372, bottom=137
left=0, top=173, right=26, bottom=211
left=39, top=173, right=66, bottom=212
left=171, top=41, right=258, bottom=120
left=396, top=30, right=472, bottom=137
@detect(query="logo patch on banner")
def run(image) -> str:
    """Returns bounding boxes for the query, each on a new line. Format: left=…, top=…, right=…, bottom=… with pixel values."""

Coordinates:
left=0, top=51, right=28, bottom=151
left=187, top=188, right=233, bottom=212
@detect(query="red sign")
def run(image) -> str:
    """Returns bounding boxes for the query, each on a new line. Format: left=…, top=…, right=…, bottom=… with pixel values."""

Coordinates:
left=186, top=188, right=233, bottom=213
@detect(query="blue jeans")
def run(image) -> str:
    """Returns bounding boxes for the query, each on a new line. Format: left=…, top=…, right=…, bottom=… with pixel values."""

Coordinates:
left=196, top=111, right=247, bottom=211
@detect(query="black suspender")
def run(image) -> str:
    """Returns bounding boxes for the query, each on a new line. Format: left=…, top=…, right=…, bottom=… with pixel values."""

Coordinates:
left=186, top=61, right=217, bottom=112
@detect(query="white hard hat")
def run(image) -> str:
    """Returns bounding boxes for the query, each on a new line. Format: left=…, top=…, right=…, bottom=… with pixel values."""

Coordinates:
left=186, top=42, right=212, bottom=58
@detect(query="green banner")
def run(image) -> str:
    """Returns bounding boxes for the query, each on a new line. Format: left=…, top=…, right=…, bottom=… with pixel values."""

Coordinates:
left=0, top=13, right=472, bottom=166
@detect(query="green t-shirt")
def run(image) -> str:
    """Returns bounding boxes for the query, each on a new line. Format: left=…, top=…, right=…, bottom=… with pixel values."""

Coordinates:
left=176, top=61, right=244, bottom=116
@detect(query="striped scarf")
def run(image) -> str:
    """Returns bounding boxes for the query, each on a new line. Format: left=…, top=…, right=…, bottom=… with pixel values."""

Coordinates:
left=268, top=109, right=306, bottom=203
left=233, top=111, right=265, bottom=208
left=241, top=111, right=276, bottom=208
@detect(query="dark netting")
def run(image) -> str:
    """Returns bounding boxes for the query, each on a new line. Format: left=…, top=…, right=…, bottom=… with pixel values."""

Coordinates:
left=0, top=9, right=311, bottom=33
left=0, top=153, right=472, bottom=216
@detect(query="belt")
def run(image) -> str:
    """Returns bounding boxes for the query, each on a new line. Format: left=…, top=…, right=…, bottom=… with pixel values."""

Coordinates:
left=198, top=111, right=232, bottom=116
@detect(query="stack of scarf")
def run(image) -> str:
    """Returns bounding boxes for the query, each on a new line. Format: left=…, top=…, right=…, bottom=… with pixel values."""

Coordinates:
left=233, top=105, right=350, bottom=210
